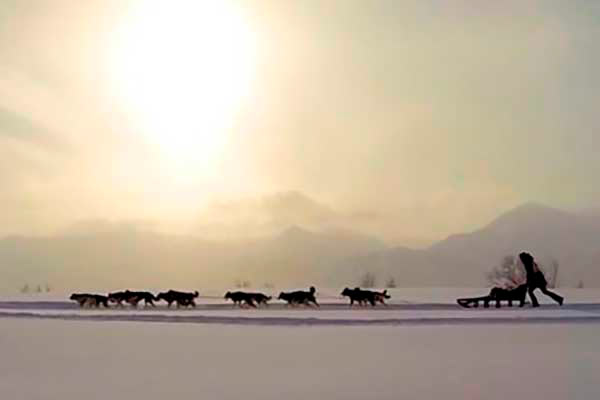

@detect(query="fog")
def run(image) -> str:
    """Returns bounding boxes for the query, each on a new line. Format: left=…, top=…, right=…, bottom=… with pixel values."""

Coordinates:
left=1, top=1, right=600, bottom=290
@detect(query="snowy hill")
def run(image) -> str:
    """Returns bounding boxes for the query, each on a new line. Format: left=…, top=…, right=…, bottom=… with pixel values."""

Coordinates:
left=338, top=203, right=600, bottom=287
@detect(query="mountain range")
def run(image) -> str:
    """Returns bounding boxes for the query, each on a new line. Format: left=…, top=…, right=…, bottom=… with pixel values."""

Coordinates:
left=1, top=203, right=599, bottom=292
left=337, top=203, right=600, bottom=287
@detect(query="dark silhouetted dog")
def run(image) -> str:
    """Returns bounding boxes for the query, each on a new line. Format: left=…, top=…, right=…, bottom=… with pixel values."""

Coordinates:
left=341, top=287, right=368, bottom=306
left=225, top=291, right=255, bottom=307
left=278, top=286, right=319, bottom=307
left=341, top=287, right=391, bottom=306
left=156, top=290, right=199, bottom=307
left=250, top=292, right=272, bottom=306
left=126, top=291, right=157, bottom=307
left=107, top=290, right=156, bottom=307
left=225, top=291, right=272, bottom=308
left=372, top=289, right=391, bottom=305
left=70, top=293, right=109, bottom=308
left=107, top=291, right=130, bottom=306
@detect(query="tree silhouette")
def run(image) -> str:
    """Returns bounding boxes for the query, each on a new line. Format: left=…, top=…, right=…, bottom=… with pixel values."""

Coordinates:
left=359, top=272, right=377, bottom=288
left=545, top=259, right=560, bottom=288
left=486, top=255, right=525, bottom=288
left=235, top=279, right=251, bottom=289
left=385, top=277, right=397, bottom=288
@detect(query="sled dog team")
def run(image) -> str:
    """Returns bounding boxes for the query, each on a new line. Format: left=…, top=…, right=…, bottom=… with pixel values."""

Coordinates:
left=70, top=253, right=565, bottom=310
left=70, top=290, right=199, bottom=309
left=70, top=286, right=391, bottom=308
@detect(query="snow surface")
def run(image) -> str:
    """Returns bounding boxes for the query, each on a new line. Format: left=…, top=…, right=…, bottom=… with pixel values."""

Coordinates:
left=2, top=288, right=599, bottom=326
left=1, top=288, right=599, bottom=399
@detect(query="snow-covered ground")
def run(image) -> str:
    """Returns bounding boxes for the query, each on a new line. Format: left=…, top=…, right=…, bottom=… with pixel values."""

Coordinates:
left=1, top=288, right=599, bottom=399
left=2, top=288, right=599, bottom=326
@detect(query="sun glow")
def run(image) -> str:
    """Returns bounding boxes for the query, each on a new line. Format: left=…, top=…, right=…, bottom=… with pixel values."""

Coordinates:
left=108, top=1, right=256, bottom=168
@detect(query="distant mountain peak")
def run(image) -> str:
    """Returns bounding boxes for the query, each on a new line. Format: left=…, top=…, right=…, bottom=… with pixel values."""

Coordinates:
left=485, top=202, right=571, bottom=231
left=275, top=225, right=316, bottom=242
left=280, top=225, right=311, bottom=235
left=512, top=201, right=547, bottom=210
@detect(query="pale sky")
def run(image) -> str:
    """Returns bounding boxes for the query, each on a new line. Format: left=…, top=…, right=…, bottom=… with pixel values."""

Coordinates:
left=1, top=0, right=599, bottom=246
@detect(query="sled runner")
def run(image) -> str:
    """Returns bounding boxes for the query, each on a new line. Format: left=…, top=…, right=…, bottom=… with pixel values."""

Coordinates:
left=456, top=295, right=495, bottom=308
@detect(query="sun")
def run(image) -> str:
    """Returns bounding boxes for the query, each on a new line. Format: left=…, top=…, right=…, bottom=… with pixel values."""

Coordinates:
left=107, top=0, right=256, bottom=168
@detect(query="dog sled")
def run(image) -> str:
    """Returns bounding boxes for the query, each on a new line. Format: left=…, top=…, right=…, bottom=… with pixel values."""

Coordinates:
left=457, top=284, right=528, bottom=308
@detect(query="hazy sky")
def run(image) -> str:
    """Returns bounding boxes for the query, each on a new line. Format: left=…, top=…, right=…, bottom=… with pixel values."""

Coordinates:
left=1, top=0, right=599, bottom=245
